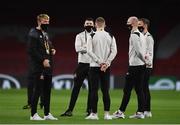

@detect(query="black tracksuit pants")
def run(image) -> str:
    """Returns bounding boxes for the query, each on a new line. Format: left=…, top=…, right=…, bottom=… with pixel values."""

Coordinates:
left=119, top=65, right=145, bottom=112
left=27, top=75, right=34, bottom=105
left=27, top=74, right=44, bottom=106
left=143, top=68, right=152, bottom=111
left=89, top=67, right=110, bottom=113
left=67, top=63, right=91, bottom=112
left=31, top=72, right=52, bottom=116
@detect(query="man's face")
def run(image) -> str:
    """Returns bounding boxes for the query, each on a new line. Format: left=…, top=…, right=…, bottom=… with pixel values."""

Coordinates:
left=84, top=20, right=94, bottom=32
left=40, top=18, right=49, bottom=25
left=39, top=18, right=49, bottom=32
left=138, top=21, right=144, bottom=27
left=127, top=19, right=133, bottom=30
left=84, top=20, right=94, bottom=27
left=138, top=20, right=145, bottom=32
left=127, top=19, right=132, bottom=25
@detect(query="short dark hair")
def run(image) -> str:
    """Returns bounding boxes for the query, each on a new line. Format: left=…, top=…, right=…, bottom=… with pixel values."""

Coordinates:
left=85, top=17, right=94, bottom=22
left=139, top=18, right=150, bottom=28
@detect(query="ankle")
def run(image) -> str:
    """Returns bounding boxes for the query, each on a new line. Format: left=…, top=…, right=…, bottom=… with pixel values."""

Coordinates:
left=104, top=111, right=110, bottom=116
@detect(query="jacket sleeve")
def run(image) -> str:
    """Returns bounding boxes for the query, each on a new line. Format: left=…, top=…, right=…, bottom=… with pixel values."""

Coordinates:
left=75, top=34, right=87, bottom=53
left=131, top=34, right=145, bottom=63
left=105, top=36, right=117, bottom=66
left=87, top=36, right=102, bottom=64
left=146, top=35, right=154, bottom=64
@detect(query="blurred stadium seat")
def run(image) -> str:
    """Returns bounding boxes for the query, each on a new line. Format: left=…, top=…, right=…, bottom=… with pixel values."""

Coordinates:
left=0, top=21, right=179, bottom=77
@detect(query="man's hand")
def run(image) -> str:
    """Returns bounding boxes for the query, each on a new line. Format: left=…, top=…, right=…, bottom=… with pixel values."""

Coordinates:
left=80, top=50, right=87, bottom=54
left=51, top=49, right=56, bottom=55
left=146, top=63, right=152, bottom=68
left=80, top=46, right=87, bottom=54
left=40, top=74, right=44, bottom=80
left=43, top=59, right=50, bottom=67
left=100, top=63, right=108, bottom=72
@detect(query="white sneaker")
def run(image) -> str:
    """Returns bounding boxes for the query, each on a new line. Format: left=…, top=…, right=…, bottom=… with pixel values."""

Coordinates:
left=85, top=113, right=99, bottom=120
left=129, top=112, right=145, bottom=119
left=44, top=113, right=58, bottom=120
left=104, top=114, right=112, bottom=120
left=30, top=113, right=44, bottom=120
left=112, top=110, right=125, bottom=119
left=144, top=111, right=152, bottom=118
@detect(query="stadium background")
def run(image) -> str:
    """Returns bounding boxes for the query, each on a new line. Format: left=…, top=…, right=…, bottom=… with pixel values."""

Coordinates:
left=0, top=1, right=180, bottom=90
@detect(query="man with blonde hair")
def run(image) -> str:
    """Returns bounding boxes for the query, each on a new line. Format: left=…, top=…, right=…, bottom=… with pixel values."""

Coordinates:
left=27, top=14, right=57, bottom=120
left=85, top=17, right=117, bottom=120
left=23, top=14, right=51, bottom=110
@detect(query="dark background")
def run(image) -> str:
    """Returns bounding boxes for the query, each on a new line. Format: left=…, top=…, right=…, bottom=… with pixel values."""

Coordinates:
left=1, top=1, right=180, bottom=25
left=0, top=0, right=180, bottom=80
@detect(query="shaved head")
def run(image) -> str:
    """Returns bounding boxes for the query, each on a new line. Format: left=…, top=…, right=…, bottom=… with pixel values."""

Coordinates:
left=126, top=16, right=139, bottom=30
left=127, top=16, right=138, bottom=25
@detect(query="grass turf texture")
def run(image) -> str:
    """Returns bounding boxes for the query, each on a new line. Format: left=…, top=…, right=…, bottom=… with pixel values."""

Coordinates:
left=0, top=89, right=180, bottom=124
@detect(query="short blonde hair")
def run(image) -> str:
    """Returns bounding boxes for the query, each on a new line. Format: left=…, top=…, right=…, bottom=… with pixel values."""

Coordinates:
left=95, top=17, right=105, bottom=27
left=37, top=14, right=50, bottom=21
left=95, top=17, right=105, bottom=23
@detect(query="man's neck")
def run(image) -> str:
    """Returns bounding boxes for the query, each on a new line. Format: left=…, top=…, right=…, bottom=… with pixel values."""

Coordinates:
left=132, top=27, right=138, bottom=31
left=36, top=26, right=45, bottom=33
left=85, top=30, right=91, bottom=34
left=96, top=28, right=104, bottom=31
left=36, top=26, right=41, bottom=30
left=143, top=29, right=148, bottom=34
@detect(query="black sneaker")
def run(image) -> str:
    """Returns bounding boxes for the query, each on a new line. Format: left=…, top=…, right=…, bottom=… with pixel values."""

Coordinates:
left=22, top=104, right=31, bottom=109
left=60, top=110, right=73, bottom=117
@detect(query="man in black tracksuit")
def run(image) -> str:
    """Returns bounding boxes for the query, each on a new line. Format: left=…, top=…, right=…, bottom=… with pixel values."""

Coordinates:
left=23, top=68, right=44, bottom=109
left=27, top=14, right=57, bottom=120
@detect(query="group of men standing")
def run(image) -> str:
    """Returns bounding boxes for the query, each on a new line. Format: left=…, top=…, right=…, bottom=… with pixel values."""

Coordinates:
left=112, top=16, right=154, bottom=119
left=24, top=14, right=154, bottom=120
left=61, top=17, right=118, bottom=120
left=61, top=16, right=154, bottom=120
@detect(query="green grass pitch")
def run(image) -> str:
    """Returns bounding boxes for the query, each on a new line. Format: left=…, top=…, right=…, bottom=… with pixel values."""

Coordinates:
left=0, top=89, right=180, bottom=124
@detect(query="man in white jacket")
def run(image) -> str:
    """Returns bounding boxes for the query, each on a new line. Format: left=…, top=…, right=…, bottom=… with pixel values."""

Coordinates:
left=61, top=18, right=94, bottom=117
left=85, top=17, right=117, bottom=120
left=138, top=18, right=154, bottom=118
left=112, top=16, right=146, bottom=119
